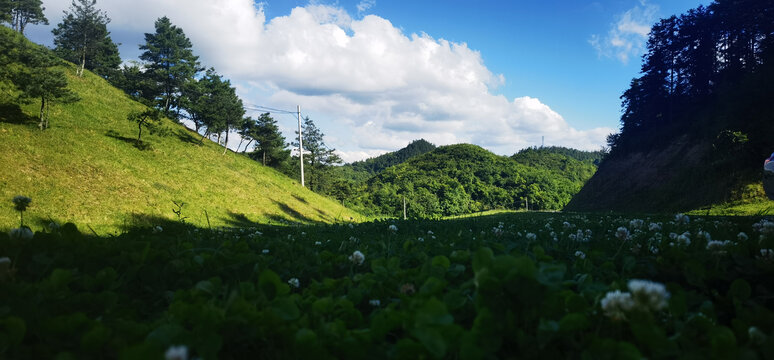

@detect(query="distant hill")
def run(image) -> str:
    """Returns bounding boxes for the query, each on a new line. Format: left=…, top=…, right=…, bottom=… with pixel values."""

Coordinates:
left=335, top=139, right=436, bottom=183
left=0, top=28, right=360, bottom=233
left=352, top=144, right=599, bottom=218
left=565, top=1, right=774, bottom=213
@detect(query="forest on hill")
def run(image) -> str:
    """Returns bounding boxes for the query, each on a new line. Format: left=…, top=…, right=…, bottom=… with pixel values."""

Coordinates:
left=326, top=143, right=600, bottom=218
left=567, top=0, right=774, bottom=212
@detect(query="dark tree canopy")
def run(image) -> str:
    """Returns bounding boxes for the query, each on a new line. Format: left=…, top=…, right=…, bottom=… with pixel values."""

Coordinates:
left=249, top=112, right=290, bottom=167
left=139, top=16, right=200, bottom=119
left=291, top=116, right=342, bottom=191
left=4, top=0, right=47, bottom=35
left=52, top=0, right=120, bottom=79
left=180, top=68, right=243, bottom=150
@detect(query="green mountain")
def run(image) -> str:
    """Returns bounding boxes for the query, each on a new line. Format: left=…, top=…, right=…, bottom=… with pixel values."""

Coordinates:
left=334, top=139, right=436, bottom=184
left=351, top=144, right=598, bottom=218
left=0, top=27, right=360, bottom=233
left=565, top=1, right=774, bottom=213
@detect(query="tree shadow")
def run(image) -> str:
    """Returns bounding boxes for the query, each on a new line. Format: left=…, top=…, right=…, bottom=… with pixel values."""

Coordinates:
left=176, top=127, right=199, bottom=145
left=223, top=211, right=263, bottom=228
left=292, top=194, right=309, bottom=204
left=0, top=103, right=36, bottom=125
left=270, top=200, right=324, bottom=224
left=105, top=130, right=153, bottom=151
left=119, top=212, right=180, bottom=232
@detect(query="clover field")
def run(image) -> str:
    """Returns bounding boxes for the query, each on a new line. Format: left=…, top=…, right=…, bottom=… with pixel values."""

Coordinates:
left=1, top=212, right=774, bottom=359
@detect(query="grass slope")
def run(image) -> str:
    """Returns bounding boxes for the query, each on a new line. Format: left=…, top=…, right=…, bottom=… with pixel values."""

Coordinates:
left=0, top=64, right=361, bottom=233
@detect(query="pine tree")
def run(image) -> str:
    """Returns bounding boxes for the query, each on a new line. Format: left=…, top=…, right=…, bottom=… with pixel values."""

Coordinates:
left=7, top=0, right=47, bottom=35
left=139, top=16, right=200, bottom=119
left=291, top=117, right=342, bottom=191
left=52, top=0, right=120, bottom=78
left=14, top=46, right=79, bottom=130
left=250, top=112, right=290, bottom=167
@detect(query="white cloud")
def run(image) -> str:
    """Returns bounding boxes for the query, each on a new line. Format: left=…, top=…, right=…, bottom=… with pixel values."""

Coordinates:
left=590, top=0, right=659, bottom=64
left=356, top=0, right=376, bottom=15
left=42, top=0, right=611, bottom=161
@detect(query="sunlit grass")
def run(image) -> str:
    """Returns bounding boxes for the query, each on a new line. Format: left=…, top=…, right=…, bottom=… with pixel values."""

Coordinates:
left=0, top=64, right=364, bottom=234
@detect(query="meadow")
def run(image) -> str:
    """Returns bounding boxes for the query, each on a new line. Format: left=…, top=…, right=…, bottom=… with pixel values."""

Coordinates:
left=2, top=211, right=773, bottom=359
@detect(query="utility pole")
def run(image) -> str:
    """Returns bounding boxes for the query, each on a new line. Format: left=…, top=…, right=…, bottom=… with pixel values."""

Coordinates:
left=403, top=197, right=407, bottom=220
left=298, top=105, right=304, bottom=187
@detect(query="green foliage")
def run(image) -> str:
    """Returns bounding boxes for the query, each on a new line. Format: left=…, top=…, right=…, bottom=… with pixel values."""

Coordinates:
left=1, top=212, right=773, bottom=358
left=0, top=26, right=79, bottom=130
left=52, top=0, right=121, bottom=79
left=290, top=116, right=343, bottom=192
left=348, top=139, right=437, bottom=176
left=3, top=0, right=47, bottom=34
left=572, top=0, right=774, bottom=212
left=139, top=16, right=201, bottom=119
left=0, top=29, right=360, bottom=232
left=248, top=112, right=290, bottom=168
left=126, top=105, right=161, bottom=146
left=180, top=68, right=244, bottom=151
left=343, top=144, right=598, bottom=218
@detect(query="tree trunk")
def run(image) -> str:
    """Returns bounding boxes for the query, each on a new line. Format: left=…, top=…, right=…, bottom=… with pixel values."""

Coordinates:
left=242, top=139, right=253, bottom=153
left=236, top=138, right=245, bottom=154
left=138, top=122, right=143, bottom=145
left=222, top=130, right=229, bottom=155
left=199, top=131, right=209, bottom=145
left=263, top=151, right=266, bottom=166
left=78, top=48, right=86, bottom=77
left=38, top=97, right=46, bottom=130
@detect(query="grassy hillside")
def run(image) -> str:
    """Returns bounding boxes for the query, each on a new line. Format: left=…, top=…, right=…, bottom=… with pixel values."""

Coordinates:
left=0, top=54, right=361, bottom=233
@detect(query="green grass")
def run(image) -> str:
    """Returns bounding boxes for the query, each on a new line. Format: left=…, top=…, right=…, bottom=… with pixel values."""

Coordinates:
left=0, top=64, right=363, bottom=234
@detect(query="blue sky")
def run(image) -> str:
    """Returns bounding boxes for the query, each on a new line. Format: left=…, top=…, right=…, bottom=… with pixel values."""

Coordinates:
left=29, top=0, right=709, bottom=161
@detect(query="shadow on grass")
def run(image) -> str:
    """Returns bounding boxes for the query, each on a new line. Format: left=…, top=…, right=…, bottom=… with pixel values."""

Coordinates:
left=0, top=103, right=37, bottom=125
left=106, top=130, right=153, bottom=151
left=292, top=194, right=309, bottom=204
left=176, top=128, right=200, bottom=145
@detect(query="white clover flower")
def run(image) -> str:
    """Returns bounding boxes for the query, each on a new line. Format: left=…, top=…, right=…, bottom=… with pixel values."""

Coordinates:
left=758, top=249, right=774, bottom=261
left=677, top=232, right=691, bottom=247
left=417, top=237, right=424, bottom=242
left=369, top=299, right=380, bottom=307
left=153, top=226, right=163, bottom=233
left=165, top=345, right=188, bottom=360
left=706, top=240, right=732, bottom=252
left=349, top=250, right=365, bottom=265
left=288, top=277, right=300, bottom=288
left=574, top=250, right=586, bottom=259
left=8, top=227, right=33, bottom=241
left=627, top=279, right=670, bottom=311
left=697, top=230, right=711, bottom=242
left=348, top=223, right=354, bottom=229
left=674, top=213, right=690, bottom=224
left=562, top=221, right=572, bottom=230
left=629, top=219, right=644, bottom=230
left=600, top=290, right=635, bottom=320
left=314, top=241, right=322, bottom=246
left=649, top=245, right=659, bottom=255
left=526, top=232, right=537, bottom=241
left=648, top=222, right=662, bottom=231
left=492, top=227, right=504, bottom=236
left=0, top=257, right=10, bottom=266
left=615, top=227, right=630, bottom=241
left=262, top=249, right=270, bottom=254
left=568, top=234, right=577, bottom=241
left=388, top=224, right=398, bottom=232
left=669, top=232, right=678, bottom=240
left=301, top=232, right=306, bottom=236
left=427, top=230, right=434, bottom=235
left=737, top=232, right=748, bottom=241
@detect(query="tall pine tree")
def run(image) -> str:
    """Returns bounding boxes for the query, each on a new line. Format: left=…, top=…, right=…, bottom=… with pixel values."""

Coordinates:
left=6, top=0, right=47, bottom=35
left=139, top=16, right=200, bottom=119
left=292, top=117, right=342, bottom=191
left=250, top=112, right=289, bottom=167
left=52, top=0, right=121, bottom=78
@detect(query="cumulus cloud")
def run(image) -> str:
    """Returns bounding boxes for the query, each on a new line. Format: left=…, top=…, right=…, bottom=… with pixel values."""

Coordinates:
left=42, top=0, right=611, bottom=161
left=590, top=0, right=659, bottom=64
